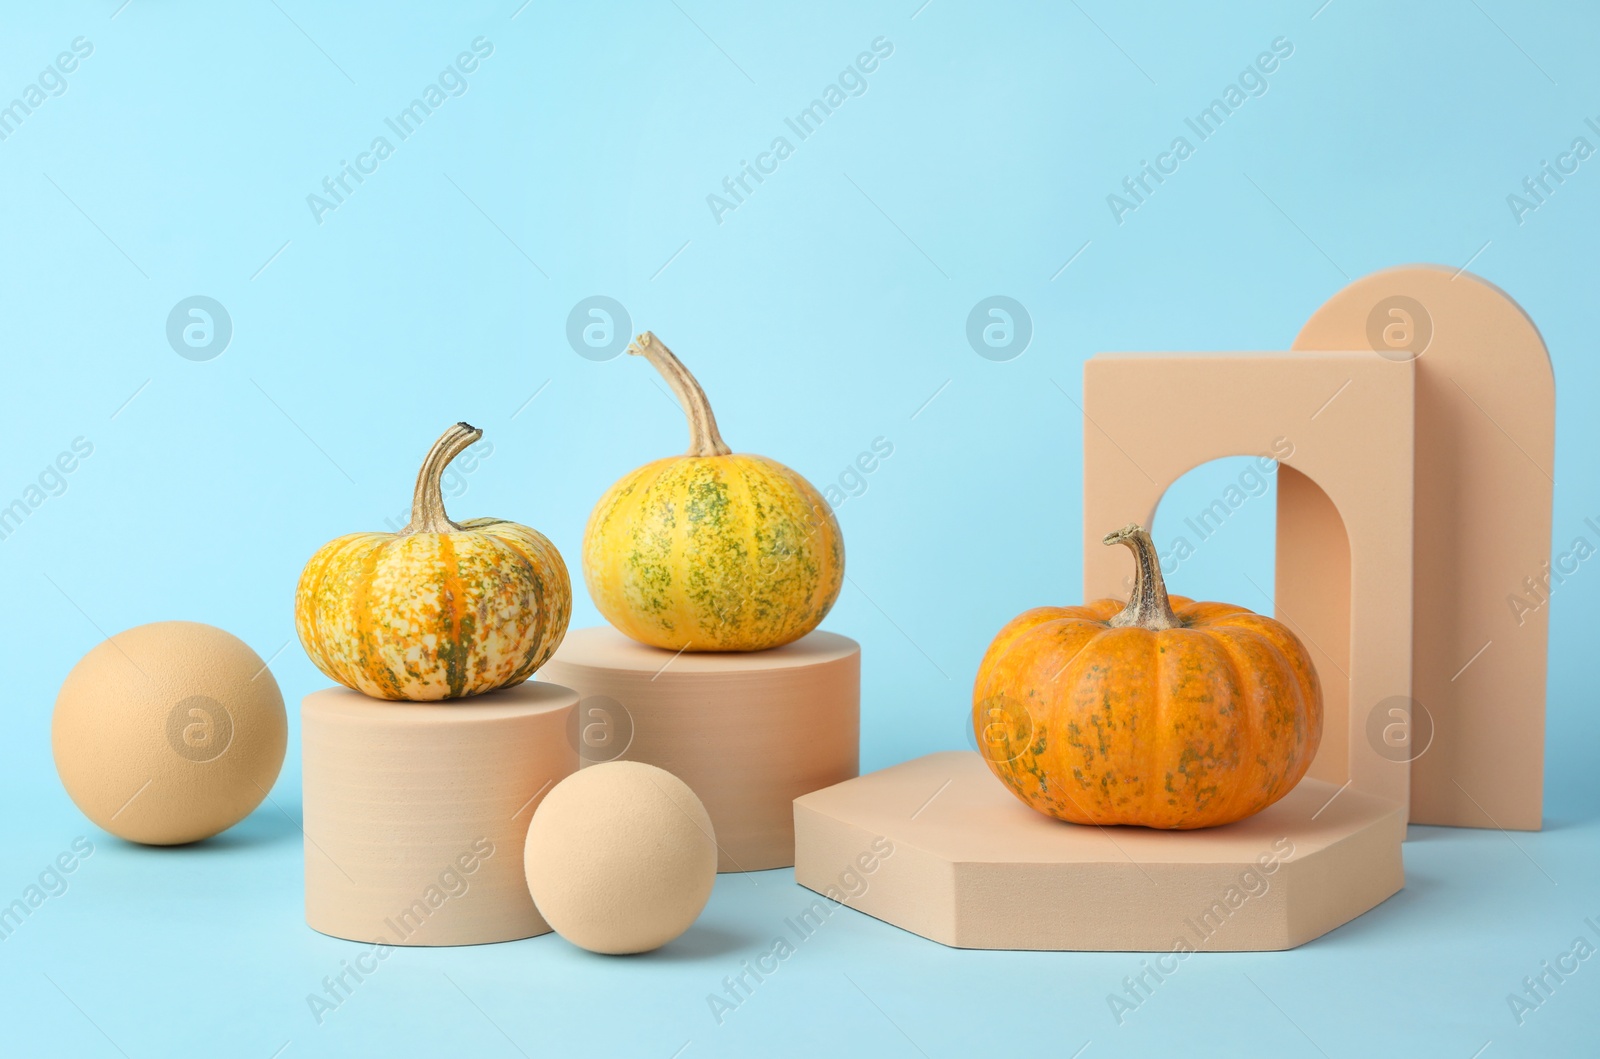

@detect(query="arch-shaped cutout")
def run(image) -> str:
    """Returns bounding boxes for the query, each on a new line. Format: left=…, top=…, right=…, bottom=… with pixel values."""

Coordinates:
left=1276, top=465, right=1353, bottom=788
left=1145, top=454, right=1282, bottom=609
left=1143, top=458, right=1357, bottom=788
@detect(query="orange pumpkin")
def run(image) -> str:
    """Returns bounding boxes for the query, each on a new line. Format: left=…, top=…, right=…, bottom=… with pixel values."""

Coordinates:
left=972, top=524, right=1322, bottom=829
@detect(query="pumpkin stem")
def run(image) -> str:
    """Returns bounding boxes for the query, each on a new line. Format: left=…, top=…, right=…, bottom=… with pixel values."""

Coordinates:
left=1104, top=523, right=1182, bottom=631
left=400, top=422, right=482, bottom=535
left=628, top=332, right=732, bottom=457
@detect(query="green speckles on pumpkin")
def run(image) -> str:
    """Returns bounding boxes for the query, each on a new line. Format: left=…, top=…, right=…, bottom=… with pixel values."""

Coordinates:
left=626, top=550, right=675, bottom=618
left=1090, top=713, right=1112, bottom=758
left=621, top=472, right=682, bottom=619
left=436, top=612, right=476, bottom=699
left=683, top=472, right=731, bottom=528
left=679, top=466, right=750, bottom=635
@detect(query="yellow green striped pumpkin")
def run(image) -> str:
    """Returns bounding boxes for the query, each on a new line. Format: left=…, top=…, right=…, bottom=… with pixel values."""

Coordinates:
left=583, top=333, right=844, bottom=652
left=295, top=423, right=571, bottom=700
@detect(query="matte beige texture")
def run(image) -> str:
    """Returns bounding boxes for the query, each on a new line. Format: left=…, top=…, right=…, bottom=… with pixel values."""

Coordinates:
left=794, top=752, right=1404, bottom=951
left=52, top=621, right=288, bottom=845
left=541, top=626, right=859, bottom=871
left=1083, top=350, right=1416, bottom=818
left=1291, top=266, right=1551, bottom=830
left=524, top=761, right=717, bottom=954
left=302, top=682, right=576, bottom=946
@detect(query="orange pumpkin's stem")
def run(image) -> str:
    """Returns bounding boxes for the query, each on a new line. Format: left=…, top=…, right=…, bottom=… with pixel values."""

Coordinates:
left=628, top=332, right=732, bottom=458
left=1104, top=524, right=1182, bottom=631
left=401, top=422, right=482, bottom=535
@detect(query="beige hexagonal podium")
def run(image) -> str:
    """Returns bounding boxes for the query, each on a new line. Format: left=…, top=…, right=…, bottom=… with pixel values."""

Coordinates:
left=795, top=752, right=1403, bottom=951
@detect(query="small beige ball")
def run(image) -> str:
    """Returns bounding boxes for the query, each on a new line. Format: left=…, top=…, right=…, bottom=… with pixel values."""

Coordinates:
left=524, top=761, right=716, bottom=954
left=52, top=621, right=288, bottom=845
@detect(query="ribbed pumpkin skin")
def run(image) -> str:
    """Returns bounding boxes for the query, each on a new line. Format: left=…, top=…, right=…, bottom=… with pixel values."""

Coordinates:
left=295, top=518, right=571, bottom=701
left=973, top=595, right=1322, bottom=829
left=583, top=453, right=843, bottom=652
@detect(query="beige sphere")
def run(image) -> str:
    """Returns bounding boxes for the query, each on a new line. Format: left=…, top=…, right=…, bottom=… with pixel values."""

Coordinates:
left=52, top=621, right=288, bottom=845
left=524, top=761, right=716, bottom=954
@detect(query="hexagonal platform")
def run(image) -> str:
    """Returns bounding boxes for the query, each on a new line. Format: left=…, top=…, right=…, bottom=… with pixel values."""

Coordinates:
left=793, top=751, right=1404, bottom=951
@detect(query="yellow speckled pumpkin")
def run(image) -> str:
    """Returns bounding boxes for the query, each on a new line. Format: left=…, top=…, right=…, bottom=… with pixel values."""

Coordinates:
left=295, top=423, right=571, bottom=701
left=583, top=332, right=843, bottom=652
left=973, top=524, right=1322, bottom=829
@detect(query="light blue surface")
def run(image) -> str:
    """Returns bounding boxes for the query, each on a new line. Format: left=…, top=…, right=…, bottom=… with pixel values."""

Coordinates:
left=2, top=1, right=1596, bottom=1055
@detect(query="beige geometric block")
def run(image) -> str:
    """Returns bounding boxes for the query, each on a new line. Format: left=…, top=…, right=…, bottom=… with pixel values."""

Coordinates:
left=542, top=627, right=859, bottom=872
left=302, top=681, right=576, bottom=946
left=1292, top=266, right=1552, bottom=830
left=794, top=751, right=1403, bottom=951
left=1084, top=350, right=1416, bottom=818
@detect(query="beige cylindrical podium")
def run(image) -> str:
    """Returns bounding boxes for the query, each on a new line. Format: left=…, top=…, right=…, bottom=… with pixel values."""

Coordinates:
left=541, top=627, right=860, bottom=872
left=302, top=681, right=577, bottom=946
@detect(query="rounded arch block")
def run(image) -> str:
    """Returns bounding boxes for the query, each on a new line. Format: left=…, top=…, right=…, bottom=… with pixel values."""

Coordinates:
left=1291, top=266, right=1552, bottom=830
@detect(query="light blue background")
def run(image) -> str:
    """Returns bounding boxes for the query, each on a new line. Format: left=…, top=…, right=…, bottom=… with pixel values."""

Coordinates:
left=2, top=1, right=1595, bottom=1055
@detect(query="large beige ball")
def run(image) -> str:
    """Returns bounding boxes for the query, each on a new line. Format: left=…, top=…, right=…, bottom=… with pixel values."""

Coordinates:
left=52, top=621, right=288, bottom=845
left=524, top=761, right=716, bottom=954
